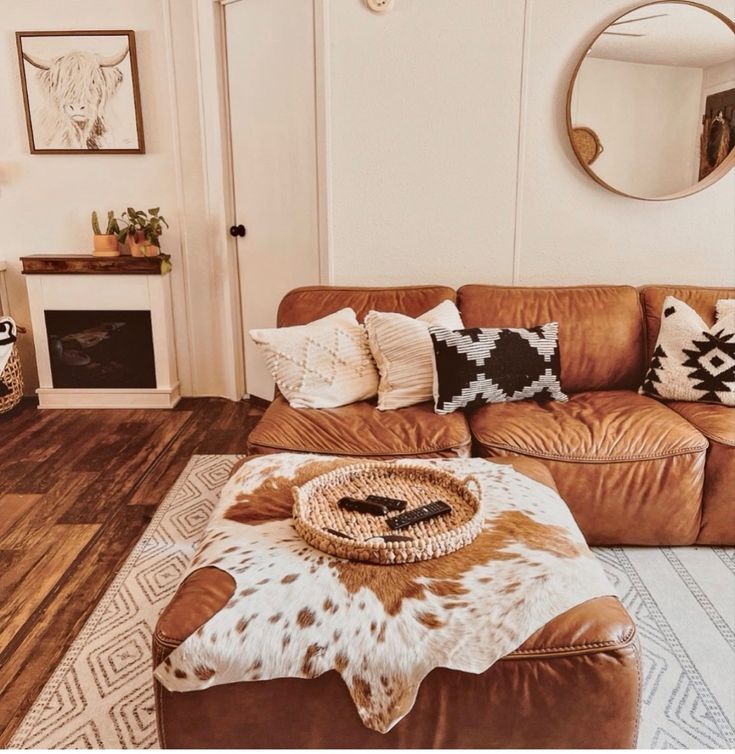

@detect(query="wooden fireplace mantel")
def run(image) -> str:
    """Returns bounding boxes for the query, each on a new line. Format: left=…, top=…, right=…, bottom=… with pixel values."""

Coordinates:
left=21, top=254, right=170, bottom=276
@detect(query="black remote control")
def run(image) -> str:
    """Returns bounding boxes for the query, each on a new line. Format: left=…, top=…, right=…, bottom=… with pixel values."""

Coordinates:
left=387, top=501, right=452, bottom=530
left=366, top=494, right=407, bottom=512
left=338, top=497, right=388, bottom=516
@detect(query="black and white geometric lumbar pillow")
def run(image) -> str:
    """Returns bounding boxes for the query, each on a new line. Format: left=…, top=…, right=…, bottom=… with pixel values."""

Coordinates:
left=640, top=296, right=735, bottom=406
left=429, top=323, right=567, bottom=415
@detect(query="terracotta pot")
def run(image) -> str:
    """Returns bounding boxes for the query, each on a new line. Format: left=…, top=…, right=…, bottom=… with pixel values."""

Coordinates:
left=92, top=234, right=120, bottom=257
left=128, top=232, right=160, bottom=258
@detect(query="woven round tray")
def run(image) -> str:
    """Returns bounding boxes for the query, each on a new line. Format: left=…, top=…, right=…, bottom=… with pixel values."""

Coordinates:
left=292, top=463, right=483, bottom=564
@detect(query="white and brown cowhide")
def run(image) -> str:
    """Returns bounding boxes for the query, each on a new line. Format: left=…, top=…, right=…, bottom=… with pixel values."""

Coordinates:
left=154, top=454, right=612, bottom=733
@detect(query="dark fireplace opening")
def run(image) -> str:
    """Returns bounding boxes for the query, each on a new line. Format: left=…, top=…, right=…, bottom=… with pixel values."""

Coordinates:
left=45, top=310, right=156, bottom=389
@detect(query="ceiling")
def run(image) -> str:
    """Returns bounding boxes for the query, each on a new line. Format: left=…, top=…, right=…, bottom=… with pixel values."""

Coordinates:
left=589, top=2, right=735, bottom=68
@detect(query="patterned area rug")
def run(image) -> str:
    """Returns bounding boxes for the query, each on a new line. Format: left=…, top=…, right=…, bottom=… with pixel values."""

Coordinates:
left=8, top=455, right=735, bottom=749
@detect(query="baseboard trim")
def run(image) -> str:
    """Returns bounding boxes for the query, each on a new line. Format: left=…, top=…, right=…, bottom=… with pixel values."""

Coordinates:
left=36, top=384, right=181, bottom=409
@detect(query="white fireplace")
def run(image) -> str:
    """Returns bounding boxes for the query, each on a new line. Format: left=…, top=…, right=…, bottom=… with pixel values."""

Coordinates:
left=22, top=255, right=180, bottom=409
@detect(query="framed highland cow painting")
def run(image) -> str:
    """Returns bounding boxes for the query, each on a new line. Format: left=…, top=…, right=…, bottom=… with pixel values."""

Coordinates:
left=16, top=30, right=145, bottom=154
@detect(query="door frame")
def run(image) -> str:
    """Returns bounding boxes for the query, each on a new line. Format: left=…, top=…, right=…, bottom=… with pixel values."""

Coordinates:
left=192, top=0, right=333, bottom=397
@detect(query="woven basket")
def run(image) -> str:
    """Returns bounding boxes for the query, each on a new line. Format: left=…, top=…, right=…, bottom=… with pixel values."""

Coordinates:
left=0, top=346, right=23, bottom=414
left=571, top=126, right=603, bottom=165
left=292, top=463, right=483, bottom=564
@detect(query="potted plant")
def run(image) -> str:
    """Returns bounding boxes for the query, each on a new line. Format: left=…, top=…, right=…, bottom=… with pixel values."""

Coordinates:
left=117, top=207, right=169, bottom=257
left=91, top=210, right=121, bottom=257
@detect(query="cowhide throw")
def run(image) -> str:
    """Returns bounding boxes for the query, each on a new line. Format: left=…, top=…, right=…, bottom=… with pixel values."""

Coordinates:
left=155, top=454, right=612, bottom=733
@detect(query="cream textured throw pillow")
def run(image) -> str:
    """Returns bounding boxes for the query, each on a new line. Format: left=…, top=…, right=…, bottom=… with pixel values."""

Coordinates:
left=717, top=298, right=735, bottom=319
left=640, top=296, right=735, bottom=405
left=365, top=300, right=464, bottom=410
left=249, top=308, right=379, bottom=409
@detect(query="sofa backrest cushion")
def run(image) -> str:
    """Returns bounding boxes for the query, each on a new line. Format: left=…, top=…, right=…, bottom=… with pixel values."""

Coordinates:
left=457, top=285, right=644, bottom=392
left=641, top=286, right=735, bottom=360
left=277, top=286, right=457, bottom=327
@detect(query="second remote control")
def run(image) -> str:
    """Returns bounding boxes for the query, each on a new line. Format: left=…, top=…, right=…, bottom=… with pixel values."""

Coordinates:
left=387, top=501, right=452, bottom=530
left=338, top=497, right=388, bottom=516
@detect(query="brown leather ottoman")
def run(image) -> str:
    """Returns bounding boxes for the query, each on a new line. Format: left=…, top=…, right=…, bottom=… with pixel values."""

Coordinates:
left=153, top=458, right=641, bottom=748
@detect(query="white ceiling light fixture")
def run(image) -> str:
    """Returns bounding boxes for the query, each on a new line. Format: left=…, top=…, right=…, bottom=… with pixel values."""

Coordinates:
left=366, top=0, right=395, bottom=13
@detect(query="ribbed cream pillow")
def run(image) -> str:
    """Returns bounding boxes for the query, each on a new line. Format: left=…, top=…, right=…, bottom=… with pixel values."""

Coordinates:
left=250, top=308, right=379, bottom=409
left=365, top=300, right=464, bottom=410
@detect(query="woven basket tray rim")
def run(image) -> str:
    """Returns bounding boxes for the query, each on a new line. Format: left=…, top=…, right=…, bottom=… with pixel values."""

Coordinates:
left=292, top=462, right=483, bottom=564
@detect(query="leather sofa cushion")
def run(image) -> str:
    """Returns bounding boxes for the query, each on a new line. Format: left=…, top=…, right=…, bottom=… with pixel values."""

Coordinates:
left=457, top=285, right=644, bottom=392
left=641, top=286, right=735, bottom=360
left=277, top=285, right=457, bottom=327
left=247, top=395, right=472, bottom=458
left=470, top=391, right=708, bottom=545
left=668, top=401, right=735, bottom=448
left=469, top=390, right=707, bottom=461
left=668, top=401, right=735, bottom=545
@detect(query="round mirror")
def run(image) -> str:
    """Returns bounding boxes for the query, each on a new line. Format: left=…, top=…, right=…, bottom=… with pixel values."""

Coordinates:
left=567, top=1, right=735, bottom=200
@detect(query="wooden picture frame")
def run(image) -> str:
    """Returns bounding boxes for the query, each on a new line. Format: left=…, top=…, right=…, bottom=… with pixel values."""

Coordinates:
left=16, top=30, right=145, bottom=154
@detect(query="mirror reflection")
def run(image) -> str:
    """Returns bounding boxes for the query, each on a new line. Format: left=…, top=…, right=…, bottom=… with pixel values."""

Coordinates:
left=569, top=2, right=735, bottom=199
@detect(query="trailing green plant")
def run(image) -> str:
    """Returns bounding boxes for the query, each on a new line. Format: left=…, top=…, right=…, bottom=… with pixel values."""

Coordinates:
left=117, top=207, right=169, bottom=247
left=91, top=210, right=119, bottom=236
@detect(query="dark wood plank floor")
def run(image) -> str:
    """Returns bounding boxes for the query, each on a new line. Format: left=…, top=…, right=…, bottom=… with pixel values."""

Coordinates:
left=0, top=397, right=264, bottom=746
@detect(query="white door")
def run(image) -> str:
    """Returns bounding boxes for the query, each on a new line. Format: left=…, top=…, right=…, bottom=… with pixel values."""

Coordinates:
left=224, top=0, right=321, bottom=400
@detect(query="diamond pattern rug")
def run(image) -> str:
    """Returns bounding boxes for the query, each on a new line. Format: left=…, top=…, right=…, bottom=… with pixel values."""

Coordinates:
left=8, top=455, right=735, bottom=749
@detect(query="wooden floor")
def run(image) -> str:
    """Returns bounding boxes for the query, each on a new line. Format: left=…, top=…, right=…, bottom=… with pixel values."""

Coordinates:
left=0, top=397, right=264, bottom=745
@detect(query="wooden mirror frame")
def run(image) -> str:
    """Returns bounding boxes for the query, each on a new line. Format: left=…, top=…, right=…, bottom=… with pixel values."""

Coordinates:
left=566, top=0, right=735, bottom=201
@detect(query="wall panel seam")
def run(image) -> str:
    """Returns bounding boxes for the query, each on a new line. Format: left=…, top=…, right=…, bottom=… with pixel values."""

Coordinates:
left=314, top=0, right=334, bottom=284
left=511, top=0, right=532, bottom=285
left=160, top=0, right=194, bottom=395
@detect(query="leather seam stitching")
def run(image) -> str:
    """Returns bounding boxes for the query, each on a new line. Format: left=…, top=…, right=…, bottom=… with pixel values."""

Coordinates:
left=504, top=626, right=636, bottom=657
left=632, top=634, right=642, bottom=747
left=477, top=441, right=707, bottom=462
left=247, top=438, right=472, bottom=457
left=697, top=433, right=735, bottom=447
left=155, top=667, right=168, bottom=747
left=154, top=633, right=183, bottom=648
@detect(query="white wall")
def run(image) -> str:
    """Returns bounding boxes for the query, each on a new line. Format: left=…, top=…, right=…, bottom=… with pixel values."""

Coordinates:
left=703, top=58, right=735, bottom=92
left=327, top=0, right=525, bottom=288
left=0, top=0, right=240, bottom=398
left=324, top=0, right=735, bottom=289
left=572, top=58, right=703, bottom=197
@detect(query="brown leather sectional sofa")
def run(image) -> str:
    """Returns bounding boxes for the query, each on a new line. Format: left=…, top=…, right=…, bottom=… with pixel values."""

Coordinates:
left=154, top=282, right=730, bottom=748
left=248, top=284, right=735, bottom=546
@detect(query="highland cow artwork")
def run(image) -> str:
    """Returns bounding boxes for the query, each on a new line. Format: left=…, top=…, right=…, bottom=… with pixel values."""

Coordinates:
left=16, top=31, right=144, bottom=154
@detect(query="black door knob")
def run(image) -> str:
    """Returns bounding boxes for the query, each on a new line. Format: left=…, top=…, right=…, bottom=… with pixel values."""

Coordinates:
left=229, top=224, right=246, bottom=237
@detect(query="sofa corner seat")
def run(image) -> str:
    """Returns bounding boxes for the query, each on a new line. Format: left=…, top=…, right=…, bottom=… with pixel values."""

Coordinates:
left=640, top=286, right=735, bottom=546
left=469, top=391, right=708, bottom=545
left=248, top=395, right=471, bottom=458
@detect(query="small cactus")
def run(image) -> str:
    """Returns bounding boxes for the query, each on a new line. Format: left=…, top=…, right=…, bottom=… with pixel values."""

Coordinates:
left=105, top=211, right=118, bottom=235
left=92, top=210, right=120, bottom=236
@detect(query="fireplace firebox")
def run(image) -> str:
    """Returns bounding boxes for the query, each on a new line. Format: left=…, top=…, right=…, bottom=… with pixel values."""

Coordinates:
left=45, top=310, right=156, bottom=389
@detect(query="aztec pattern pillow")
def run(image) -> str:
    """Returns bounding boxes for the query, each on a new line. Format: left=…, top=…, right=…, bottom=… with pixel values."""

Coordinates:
left=250, top=308, right=379, bottom=409
left=429, top=323, right=567, bottom=414
left=640, top=296, right=735, bottom=405
left=365, top=300, right=464, bottom=410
